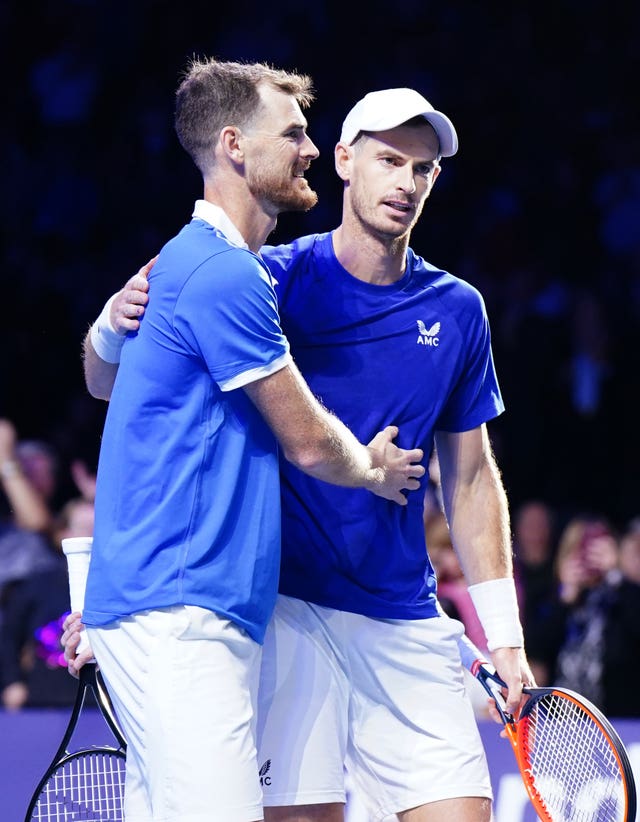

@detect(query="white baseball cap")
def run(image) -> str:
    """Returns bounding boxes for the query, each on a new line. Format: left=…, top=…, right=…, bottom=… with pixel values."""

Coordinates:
left=339, top=88, right=458, bottom=157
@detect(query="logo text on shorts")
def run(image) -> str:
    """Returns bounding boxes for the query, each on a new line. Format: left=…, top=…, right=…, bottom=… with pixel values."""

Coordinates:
left=259, top=759, right=272, bottom=786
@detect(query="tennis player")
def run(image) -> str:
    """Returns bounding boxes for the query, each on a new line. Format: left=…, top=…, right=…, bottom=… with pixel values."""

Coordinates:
left=71, top=61, right=424, bottom=822
left=70, top=86, right=534, bottom=822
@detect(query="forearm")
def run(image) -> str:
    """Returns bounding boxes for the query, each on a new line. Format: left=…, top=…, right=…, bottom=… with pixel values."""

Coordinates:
left=247, top=364, right=374, bottom=485
left=436, top=427, right=523, bottom=652
left=286, top=405, right=378, bottom=488
left=245, top=363, right=421, bottom=503
left=446, top=465, right=524, bottom=654
left=442, top=456, right=512, bottom=584
left=83, top=330, right=119, bottom=400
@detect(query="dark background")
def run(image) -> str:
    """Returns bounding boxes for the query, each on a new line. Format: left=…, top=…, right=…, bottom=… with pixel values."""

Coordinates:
left=1, top=0, right=638, bottom=527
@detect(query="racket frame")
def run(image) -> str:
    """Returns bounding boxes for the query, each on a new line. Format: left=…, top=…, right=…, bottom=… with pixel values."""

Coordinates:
left=474, top=661, right=637, bottom=822
left=24, top=662, right=127, bottom=821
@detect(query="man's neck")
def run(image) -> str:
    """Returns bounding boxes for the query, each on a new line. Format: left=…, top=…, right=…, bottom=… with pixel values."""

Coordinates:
left=202, top=183, right=276, bottom=253
left=332, top=221, right=410, bottom=285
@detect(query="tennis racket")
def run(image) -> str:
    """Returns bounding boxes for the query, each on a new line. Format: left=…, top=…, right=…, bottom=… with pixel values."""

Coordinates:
left=24, top=661, right=126, bottom=821
left=456, top=632, right=637, bottom=822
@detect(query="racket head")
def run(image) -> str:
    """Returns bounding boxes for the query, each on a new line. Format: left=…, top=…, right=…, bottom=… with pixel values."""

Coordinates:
left=515, top=686, right=637, bottom=822
left=25, top=747, right=126, bottom=821
left=24, top=663, right=127, bottom=821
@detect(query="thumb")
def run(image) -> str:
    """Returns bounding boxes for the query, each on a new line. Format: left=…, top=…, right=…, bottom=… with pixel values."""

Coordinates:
left=368, top=426, right=396, bottom=449
left=141, top=254, right=159, bottom=280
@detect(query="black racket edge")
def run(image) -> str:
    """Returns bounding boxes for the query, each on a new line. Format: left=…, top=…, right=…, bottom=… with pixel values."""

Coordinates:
left=23, top=662, right=127, bottom=822
left=92, top=664, right=127, bottom=750
left=474, top=661, right=637, bottom=822
left=24, top=746, right=126, bottom=821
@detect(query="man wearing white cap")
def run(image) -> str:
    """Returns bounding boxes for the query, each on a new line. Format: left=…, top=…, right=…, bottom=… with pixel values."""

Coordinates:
left=74, top=86, right=533, bottom=822
left=339, top=87, right=459, bottom=156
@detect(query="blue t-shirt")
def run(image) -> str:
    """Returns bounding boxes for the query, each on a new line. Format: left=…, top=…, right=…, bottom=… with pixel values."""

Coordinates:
left=83, top=218, right=289, bottom=643
left=264, top=232, right=504, bottom=619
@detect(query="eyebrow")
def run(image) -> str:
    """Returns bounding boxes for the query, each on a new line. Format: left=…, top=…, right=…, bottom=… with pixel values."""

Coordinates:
left=374, top=146, right=438, bottom=165
left=283, top=118, right=308, bottom=132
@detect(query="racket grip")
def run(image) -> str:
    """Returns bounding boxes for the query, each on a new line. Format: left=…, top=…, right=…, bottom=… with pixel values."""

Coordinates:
left=61, top=537, right=93, bottom=655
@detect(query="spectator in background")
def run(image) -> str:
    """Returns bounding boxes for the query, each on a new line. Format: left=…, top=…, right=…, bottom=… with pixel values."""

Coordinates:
left=0, top=496, right=94, bottom=710
left=0, top=421, right=58, bottom=641
left=0, top=417, right=97, bottom=532
left=0, top=417, right=95, bottom=703
left=512, top=499, right=557, bottom=683
left=619, top=520, right=640, bottom=582
left=528, top=514, right=640, bottom=716
left=0, top=520, right=56, bottom=648
left=0, top=419, right=54, bottom=535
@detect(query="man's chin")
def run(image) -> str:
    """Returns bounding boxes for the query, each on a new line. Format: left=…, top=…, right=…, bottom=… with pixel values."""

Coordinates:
left=272, top=187, right=318, bottom=213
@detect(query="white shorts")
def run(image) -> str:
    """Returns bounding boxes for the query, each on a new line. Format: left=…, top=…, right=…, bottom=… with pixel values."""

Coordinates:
left=256, top=596, right=492, bottom=820
left=88, top=606, right=263, bottom=822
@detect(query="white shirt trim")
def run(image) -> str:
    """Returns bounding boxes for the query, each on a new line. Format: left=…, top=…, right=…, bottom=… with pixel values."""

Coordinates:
left=192, top=200, right=248, bottom=249
left=219, top=352, right=292, bottom=392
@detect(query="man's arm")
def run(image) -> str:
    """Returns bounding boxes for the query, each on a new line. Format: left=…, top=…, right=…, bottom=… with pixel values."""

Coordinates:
left=83, top=333, right=120, bottom=400
left=435, top=424, right=533, bottom=712
left=84, top=259, right=424, bottom=501
left=435, top=424, right=512, bottom=583
left=0, top=419, right=52, bottom=533
left=83, top=258, right=154, bottom=399
left=245, top=359, right=424, bottom=503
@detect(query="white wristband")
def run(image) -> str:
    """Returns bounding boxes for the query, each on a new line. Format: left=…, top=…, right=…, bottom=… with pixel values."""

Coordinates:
left=468, top=577, right=524, bottom=652
left=89, top=294, right=125, bottom=364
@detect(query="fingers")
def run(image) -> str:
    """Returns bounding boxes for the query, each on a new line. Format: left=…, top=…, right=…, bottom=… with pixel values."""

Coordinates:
left=405, top=447, right=424, bottom=465
left=389, top=491, right=409, bottom=506
left=365, top=426, right=427, bottom=505
left=109, top=257, right=155, bottom=334
left=62, top=628, right=81, bottom=662
left=504, top=687, right=524, bottom=716
left=406, top=459, right=425, bottom=480
left=62, top=611, right=83, bottom=632
left=122, top=279, right=149, bottom=311
left=388, top=479, right=424, bottom=504
left=111, top=285, right=149, bottom=333
left=65, top=639, right=93, bottom=678
left=127, top=272, right=150, bottom=294
left=61, top=611, right=84, bottom=670
left=74, top=646, right=95, bottom=673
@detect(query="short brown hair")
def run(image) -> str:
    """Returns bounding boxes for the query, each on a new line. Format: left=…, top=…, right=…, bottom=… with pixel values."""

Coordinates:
left=175, top=56, right=314, bottom=175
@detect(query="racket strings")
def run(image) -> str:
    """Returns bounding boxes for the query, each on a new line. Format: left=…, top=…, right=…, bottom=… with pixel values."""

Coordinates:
left=31, top=751, right=125, bottom=821
left=521, top=694, right=624, bottom=821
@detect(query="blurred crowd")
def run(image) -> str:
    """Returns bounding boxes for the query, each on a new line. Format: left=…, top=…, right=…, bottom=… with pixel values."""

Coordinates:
left=0, top=418, right=95, bottom=710
left=426, top=472, right=640, bottom=719
left=1, top=419, right=639, bottom=719
left=0, top=2, right=638, bottom=712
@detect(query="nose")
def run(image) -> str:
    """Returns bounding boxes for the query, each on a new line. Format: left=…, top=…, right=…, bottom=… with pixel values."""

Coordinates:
left=396, top=165, right=416, bottom=195
left=302, top=133, right=320, bottom=160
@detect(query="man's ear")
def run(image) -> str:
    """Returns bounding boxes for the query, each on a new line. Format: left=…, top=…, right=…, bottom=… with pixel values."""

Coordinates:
left=334, top=142, right=352, bottom=181
left=220, top=126, right=244, bottom=164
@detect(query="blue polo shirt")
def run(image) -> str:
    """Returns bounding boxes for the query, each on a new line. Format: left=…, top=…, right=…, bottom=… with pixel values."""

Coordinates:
left=84, top=209, right=290, bottom=643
